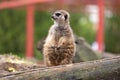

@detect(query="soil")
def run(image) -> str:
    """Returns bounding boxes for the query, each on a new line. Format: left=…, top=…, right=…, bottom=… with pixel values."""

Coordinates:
left=0, top=54, right=44, bottom=74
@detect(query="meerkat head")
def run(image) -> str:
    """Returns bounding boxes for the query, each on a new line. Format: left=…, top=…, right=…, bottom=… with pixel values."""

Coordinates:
left=51, top=10, right=70, bottom=25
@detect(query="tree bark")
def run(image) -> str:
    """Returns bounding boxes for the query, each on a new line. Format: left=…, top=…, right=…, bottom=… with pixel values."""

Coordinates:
left=0, top=56, right=120, bottom=80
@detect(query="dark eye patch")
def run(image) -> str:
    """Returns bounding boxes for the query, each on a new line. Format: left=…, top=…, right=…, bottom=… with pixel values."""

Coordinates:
left=64, top=14, right=68, bottom=20
left=55, top=13, right=61, bottom=16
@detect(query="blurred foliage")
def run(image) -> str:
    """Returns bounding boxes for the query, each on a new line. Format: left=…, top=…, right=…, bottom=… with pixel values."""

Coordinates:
left=105, top=14, right=120, bottom=53
left=0, top=9, right=95, bottom=58
left=0, top=9, right=26, bottom=57
left=70, top=13, right=96, bottom=44
left=34, top=11, right=52, bottom=45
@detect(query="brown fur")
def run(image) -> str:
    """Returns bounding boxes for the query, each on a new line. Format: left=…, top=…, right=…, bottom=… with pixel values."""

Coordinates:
left=43, top=10, right=76, bottom=66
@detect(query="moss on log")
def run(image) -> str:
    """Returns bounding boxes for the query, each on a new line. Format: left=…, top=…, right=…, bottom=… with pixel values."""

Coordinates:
left=0, top=56, right=120, bottom=80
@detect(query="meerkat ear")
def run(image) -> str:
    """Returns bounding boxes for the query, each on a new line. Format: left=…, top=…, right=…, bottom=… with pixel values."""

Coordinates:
left=64, top=14, right=68, bottom=21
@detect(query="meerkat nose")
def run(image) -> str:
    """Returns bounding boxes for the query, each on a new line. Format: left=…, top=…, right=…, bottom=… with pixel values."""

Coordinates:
left=51, top=15, right=54, bottom=19
left=51, top=15, right=56, bottom=20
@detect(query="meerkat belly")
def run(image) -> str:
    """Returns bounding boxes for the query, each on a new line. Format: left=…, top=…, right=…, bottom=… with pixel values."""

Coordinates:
left=48, top=46, right=74, bottom=66
left=47, top=38, right=74, bottom=64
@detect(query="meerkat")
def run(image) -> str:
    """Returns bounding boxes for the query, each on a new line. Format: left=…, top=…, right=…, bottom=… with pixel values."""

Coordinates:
left=43, top=10, right=76, bottom=67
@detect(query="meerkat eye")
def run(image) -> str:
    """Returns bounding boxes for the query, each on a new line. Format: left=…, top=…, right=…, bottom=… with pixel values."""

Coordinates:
left=64, top=14, right=68, bottom=20
left=55, top=13, right=61, bottom=16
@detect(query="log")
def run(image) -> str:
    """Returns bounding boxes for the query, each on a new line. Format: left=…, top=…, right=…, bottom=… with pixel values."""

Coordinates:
left=0, top=56, right=120, bottom=80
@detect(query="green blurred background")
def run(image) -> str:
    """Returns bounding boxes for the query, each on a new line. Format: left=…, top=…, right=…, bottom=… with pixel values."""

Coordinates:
left=0, top=3, right=120, bottom=59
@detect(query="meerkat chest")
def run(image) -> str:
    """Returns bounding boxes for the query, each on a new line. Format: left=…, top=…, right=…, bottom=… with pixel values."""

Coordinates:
left=53, top=26, right=67, bottom=37
left=48, top=26, right=66, bottom=42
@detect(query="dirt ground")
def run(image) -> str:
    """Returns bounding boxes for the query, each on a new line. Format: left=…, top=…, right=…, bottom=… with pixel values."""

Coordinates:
left=0, top=54, right=44, bottom=74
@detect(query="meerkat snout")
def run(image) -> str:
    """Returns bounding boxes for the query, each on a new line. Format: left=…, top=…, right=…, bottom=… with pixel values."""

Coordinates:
left=51, top=13, right=62, bottom=20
